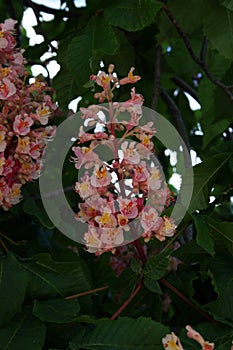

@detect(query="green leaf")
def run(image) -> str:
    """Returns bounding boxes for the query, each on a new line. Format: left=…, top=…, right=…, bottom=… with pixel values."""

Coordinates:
left=202, top=255, right=233, bottom=322
left=33, top=298, right=80, bottom=323
left=69, top=317, right=169, bottom=349
left=206, top=218, right=233, bottom=245
left=22, top=253, right=92, bottom=299
left=187, top=152, right=233, bottom=213
left=203, top=0, right=233, bottom=60
left=53, top=67, right=80, bottom=110
left=144, top=278, right=162, bottom=294
left=143, top=251, right=169, bottom=280
left=203, top=119, right=230, bottom=149
left=102, top=30, right=135, bottom=76
left=0, top=313, right=45, bottom=350
left=193, top=215, right=215, bottom=255
left=67, top=16, right=119, bottom=86
left=25, top=42, right=49, bottom=61
left=221, top=0, right=233, bottom=11
left=173, top=240, right=207, bottom=263
left=0, top=254, right=27, bottom=327
left=104, top=0, right=161, bottom=32
left=23, top=197, right=54, bottom=229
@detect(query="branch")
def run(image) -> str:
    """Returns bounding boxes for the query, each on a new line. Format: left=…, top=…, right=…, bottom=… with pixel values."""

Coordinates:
left=133, top=239, right=147, bottom=266
left=0, top=236, right=9, bottom=253
left=110, top=280, right=143, bottom=320
left=160, top=87, right=192, bottom=167
left=151, top=45, right=162, bottom=111
left=24, top=0, right=58, bottom=55
left=160, top=278, right=220, bottom=325
left=171, top=76, right=199, bottom=102
left=24, top=0, right=79, bottom=18
left=162, top=3, right=233, bottom=101
left=65, top=285, right=109, bottom=300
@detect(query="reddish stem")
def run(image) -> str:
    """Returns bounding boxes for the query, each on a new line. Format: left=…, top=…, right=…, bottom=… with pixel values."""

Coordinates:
left=110, top=280, right=143, bottom=320
left=65, top=285, right=109, bottom=300
left=133, top=238, right=147, bottom=266
left=160, top=278, right=220, bottom=325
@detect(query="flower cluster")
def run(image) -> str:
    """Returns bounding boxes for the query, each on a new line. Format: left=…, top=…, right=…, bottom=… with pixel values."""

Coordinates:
left=73, top=64, right=176, bottom=254
left=163, top=325, right=233, bottom=350
left=0, top=19, right=56, bottom=210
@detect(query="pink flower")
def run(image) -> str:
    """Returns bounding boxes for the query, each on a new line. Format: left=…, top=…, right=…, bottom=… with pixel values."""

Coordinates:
left=83, top=226, right=102, bottom=254
left=0, top=157, right=5, bottom=175
left=140, top=206, right=162, bottom=232
left=121, top=141, right=140, bottom=164
left=186, top=326, right=215, bottom=350
left=2, top=157, right=15, bottom=177
left=13, top=115, right=33, bottom=136
left=35, top=104, right=51, bottom=125
left=117, top=213, right=129, bottom=229
left=162, top=332, right=184, bottom=350
left=0, top=36, right=8, bottom=49
left=101, top=227, right=124, bottom=247
left=76, top=202, right=99, bottom=223
left=155, top=216, right=176, bottom=241
left=118, top=197, right=138, bottom=219
left=0, top=130, right=6, bottom=152
left=0, top=78, right=16, bottom=99
left=1, top=19, right=17, bottom=31
left=119, top=67, right=141, bottom=85
left=9, top=183, right=22, bottom=205
left=16, top=137, right=30, bottom=154
left=29, top=142, right=41, bottom=159
left=149, top=166, right=162, bottom=190
left=133, top=162, right=149, bottom=182
left=95, top=212, right=117, bottom=228
left=136, top=143, right=151, bottom=159
left=72, top=145, right=99, bottom=169
left=90, top=165, right=111, bottom=188
left=75, top=174, right=95, bottom=199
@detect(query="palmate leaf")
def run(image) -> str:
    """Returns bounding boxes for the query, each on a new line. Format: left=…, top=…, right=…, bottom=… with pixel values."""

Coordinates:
left=221, top=0, right=233, bottom=11
left=33, top=298, right=81, bottom=324
left=201, top=255, right=233, bottom=323
left=194, top=215, right=215, bottom=255
left=103, top=0, right=161, bottom=32
left=143, top=251, right=170, bottom=281
left=22, top=253, right=92, bottom=299
left=202, top=119, right=231, bottom=149
left=69, top=317, right=169, bottom=350
left=0, top=254, right=27, bottom=327
left=52, top=67, right=80, bottom=110
left=186, top=152, right=233, bottom=213
left=0, top=313, right=45, bottom=350
left=203, top=0, right=233, bottom=60
left=67, top=16, right=119, bottom=87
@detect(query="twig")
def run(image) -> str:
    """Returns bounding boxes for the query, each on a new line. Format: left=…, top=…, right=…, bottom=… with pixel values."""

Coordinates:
left=0, top=232, right=24, bottom=246
left=24, top=0, right=79, bottom=18
left=110, top=280, right=143, bottom=320
left=171, top=76, right=199, bottom=102
left=24, top=0, right=58, bottom=54
left=160, top=278, right=220, bottom=325
left=200, top=37, right=208, bottom=63
left=160, top=87, right=191, bottom=167
left=151, top=45, right=162, bottom=111
left=0, top=237, right=9, bottom=253
left=65, top=285, right=109, bottom=300
left=133, top=239, right=147, bottom=266
left=162, top=3, right=233, bottom=101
